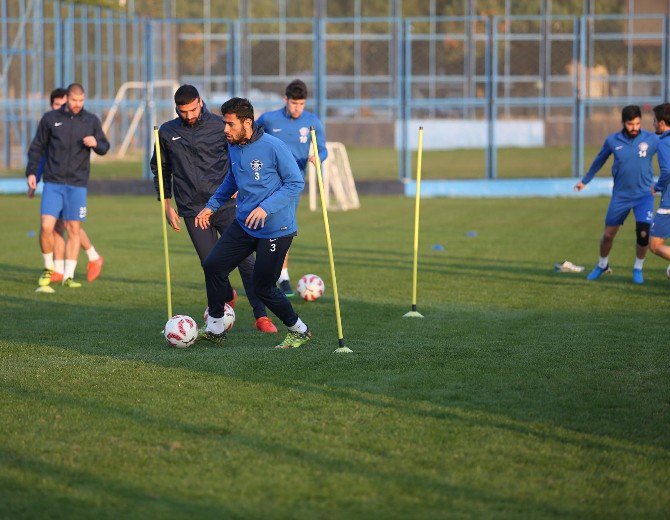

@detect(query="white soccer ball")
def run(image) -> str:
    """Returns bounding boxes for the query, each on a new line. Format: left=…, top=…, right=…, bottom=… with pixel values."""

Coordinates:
left=297, top=274, right=325, bottom=301
left=164, top=315, right=198, bottom=348
left=203, top=303, right=236, bottom=332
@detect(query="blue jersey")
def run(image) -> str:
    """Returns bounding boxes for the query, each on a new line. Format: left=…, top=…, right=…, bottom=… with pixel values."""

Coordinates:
left=205, top=126, right=304, bottom=239
left=653, top=130, right=670, bottom=209
left=256, top=107, right=327, bottom=175
left=582, top=129, right=658, bottom=198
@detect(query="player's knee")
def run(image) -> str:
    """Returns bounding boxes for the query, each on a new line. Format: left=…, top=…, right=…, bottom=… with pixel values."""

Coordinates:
left=636, top=222, right=650, bottom=247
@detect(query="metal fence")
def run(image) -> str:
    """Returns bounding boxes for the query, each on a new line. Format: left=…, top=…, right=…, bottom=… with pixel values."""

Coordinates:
left=1, top=0, right=669, bottom=180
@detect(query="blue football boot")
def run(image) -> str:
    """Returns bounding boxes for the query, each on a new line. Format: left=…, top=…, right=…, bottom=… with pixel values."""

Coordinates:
left=586, top=264, right=610, bottom=281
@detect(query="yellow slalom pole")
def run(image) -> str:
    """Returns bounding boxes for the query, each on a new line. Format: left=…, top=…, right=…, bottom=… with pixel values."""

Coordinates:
left=154, top=126, right=173, bottom=319
left=403, top=126, right=424, bottom=318
left=310, top=128, right=352, bottom=353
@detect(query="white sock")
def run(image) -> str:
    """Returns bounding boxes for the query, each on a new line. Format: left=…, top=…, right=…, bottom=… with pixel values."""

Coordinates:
left=64, top=260, right=77, bottom=280
left=54, top=259, right=65, bottom=274
left=598, top=256, right=609, bottom=269
left=43, top=252, right=54, bottom=270
left=278, top=268, right=290, bottom=282
left=288, top=317, right=307, bottom=334
left=634, top=257, right=645, bottom=270
left=206, top=315, right=225, bottom=335
left=86, top=246, right=100, bottom=262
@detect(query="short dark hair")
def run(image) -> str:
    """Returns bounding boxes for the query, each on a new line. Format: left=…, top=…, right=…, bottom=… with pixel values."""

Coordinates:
left=621, top=105, right=641, bottom=122
left=50, top=88, right=67, bottom=105
left=220, top=97, right=254, bottom=122
left=285, top=79, right=308, bottom=100
left=653, top=103, right=670, bottom=127
left=174, top=84, right=200, bottom=106
left=66, top=83, right=85, bottom=95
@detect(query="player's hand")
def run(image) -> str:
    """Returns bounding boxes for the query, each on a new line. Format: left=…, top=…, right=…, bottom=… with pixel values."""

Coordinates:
left=245, top=207, right=267, bottom=229
left=231, top=191, right=238, bottom=199
left=308, top=155, right=316, bottom=165
left=165, top=205, right=181, bottom=231
left=26, top=174, right=36, bottom=198
left=83, top=136, right=97, bottom=148
left=195, top=207, right=213, bottom=229
left=574, top=181, right=586, bottom=192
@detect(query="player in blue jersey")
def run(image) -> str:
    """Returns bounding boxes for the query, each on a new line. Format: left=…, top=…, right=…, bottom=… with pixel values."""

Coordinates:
left=256, top=79, right=328, bottom=297
left=194, top=97, right=312, bottom=349
left=28, top=88, right=104, bottom=286
left=649, top=103, right=670, bottom=275
left=575, top=105, right=658, bottom=284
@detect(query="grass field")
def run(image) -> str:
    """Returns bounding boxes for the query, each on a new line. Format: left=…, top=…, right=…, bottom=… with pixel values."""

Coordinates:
left=1, top=146, right=609, bottom=181
left=1, top=194, right=669, bottom=518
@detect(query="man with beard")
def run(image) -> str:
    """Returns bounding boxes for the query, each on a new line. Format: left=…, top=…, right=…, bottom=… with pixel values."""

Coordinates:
left=649, top=103, right=670, bottom=273
left=575, top=105, right=659, bottom=284
left=195, top=97, right=311, bottom=349
left=151, top=85, right=277, bottom=333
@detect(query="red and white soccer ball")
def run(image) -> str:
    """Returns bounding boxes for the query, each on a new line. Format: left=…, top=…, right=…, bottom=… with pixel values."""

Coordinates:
left=297, top=274, right=325, bottom=301
left=164, top=315, right=198, bottom=348
left=203, top=303, right=236, bottom=332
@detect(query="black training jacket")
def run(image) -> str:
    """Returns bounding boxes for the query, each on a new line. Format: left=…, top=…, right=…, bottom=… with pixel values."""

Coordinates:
left=25, top=106, right=110, bottom=186
left=151, top=104, right=231, bottom=217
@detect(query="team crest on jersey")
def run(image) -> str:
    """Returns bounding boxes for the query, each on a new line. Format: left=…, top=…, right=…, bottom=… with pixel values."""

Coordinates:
left=639, top=142, right=649, bottom=158
left=299, top=126, right=309, bottom=144
left=250, top=159, right=263, bottom=171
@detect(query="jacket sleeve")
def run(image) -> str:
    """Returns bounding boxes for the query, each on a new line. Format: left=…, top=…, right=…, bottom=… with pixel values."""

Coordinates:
left=581, top=139, right=611, bottom=184
left=91, top=116, right=110, bottom=156
left=313, top=117, right=328, bottom=164
left=205, top=169, right=238, bottom=213
left=260, top=141, right=305, bottom=215
left=25, top=116, right=50, bottom=176
left=654, top=142, right=670, bottom=192
left=151, top=130, right=173, bottom=200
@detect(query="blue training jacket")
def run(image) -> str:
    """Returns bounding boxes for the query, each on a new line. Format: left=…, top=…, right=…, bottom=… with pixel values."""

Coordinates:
left=256, top=106, right=327, bottom=175
left=653, top=130, right=670, bottom=209
left=205, top=126, right=304, bottom=239
left=581, top=129, right=658, bottom=198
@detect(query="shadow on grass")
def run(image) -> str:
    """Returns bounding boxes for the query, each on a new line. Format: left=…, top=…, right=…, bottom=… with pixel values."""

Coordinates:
left=2, top=292, right=669, bottom=454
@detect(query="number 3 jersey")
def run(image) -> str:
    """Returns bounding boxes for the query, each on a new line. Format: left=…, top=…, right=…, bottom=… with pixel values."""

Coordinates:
left=206, top=126, right=304, bottom=239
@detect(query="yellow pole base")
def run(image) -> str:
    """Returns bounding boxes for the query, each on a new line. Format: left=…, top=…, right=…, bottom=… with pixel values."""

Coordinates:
left=403, top=310, right=424, bottom=318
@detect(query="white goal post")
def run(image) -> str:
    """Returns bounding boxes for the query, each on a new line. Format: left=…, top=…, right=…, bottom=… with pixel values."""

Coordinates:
left=307, top=142, right=360, bottom=212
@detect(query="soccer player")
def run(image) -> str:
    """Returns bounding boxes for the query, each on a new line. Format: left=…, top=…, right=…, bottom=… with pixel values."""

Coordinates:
left=649, top=103, right=670, bottom=271
left=26, top=83, right=109, bottom=288
left=28, top=88, right=104, bottom=285
left=575, top=105, right=658, bottom=284
left=151, top=85, right=277, bottom=333
left=195, top=97, right=311, bottom=349
left=256, top=79, right=327, bottom=297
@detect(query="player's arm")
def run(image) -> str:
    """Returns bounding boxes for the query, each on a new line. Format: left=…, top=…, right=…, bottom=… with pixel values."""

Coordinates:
left=576, top=139, right=611, bottom=190
left=312, top=117, right=328, bottom=164
left=196, top=172, right=238, bottom=230
left=91, top=116, right=109, bottom=155
left=259, top=143, right=304, bottom=215
left=653, top=144, right=670, bottom=194
left=206, top=168, right=238, bottom=213
left=151, top=132, right=181, bottom=231
left=26, top=116, right=49, bottom=179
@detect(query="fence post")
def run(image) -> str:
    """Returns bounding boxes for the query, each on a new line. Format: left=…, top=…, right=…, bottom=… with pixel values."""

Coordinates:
left=486, top=16, right=497, bottom=180
left=313, top=16, right=326, bottom=124
left=143, top=19, right=154, bottom=180
left=577, top=15, right=586, bottom=178
left=572, top=16, right=581, bottom=178
left=665, top=14, right=670, bottom=102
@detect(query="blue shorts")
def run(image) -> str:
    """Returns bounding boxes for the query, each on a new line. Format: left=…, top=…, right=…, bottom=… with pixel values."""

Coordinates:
left=41, top=182, right=87, bottom=221
left=651, top=211, right=670, bottom=239
left=605, top=192, right=654, bottom=227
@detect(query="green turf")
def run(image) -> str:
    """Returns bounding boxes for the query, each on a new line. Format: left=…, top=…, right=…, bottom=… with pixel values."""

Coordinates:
left=1, top=194, right=669, bottom=518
